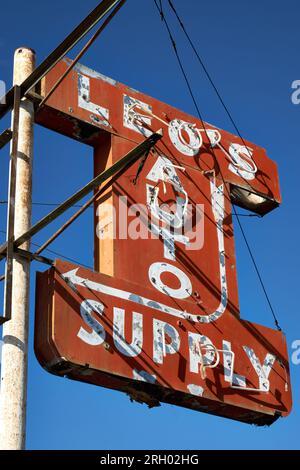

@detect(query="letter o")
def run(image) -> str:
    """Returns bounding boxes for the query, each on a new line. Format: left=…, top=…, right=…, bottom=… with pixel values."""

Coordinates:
left=168, top=119, right=202, bottom=156
left=149, top=262, right=192, bottom=299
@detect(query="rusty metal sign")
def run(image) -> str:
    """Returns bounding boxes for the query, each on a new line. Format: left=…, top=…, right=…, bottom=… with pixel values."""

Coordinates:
left=34, top=59, right=292, bottom=424
left=36, top=58, right=281, bottom=213
left=35, top=259, right=291, bottom=425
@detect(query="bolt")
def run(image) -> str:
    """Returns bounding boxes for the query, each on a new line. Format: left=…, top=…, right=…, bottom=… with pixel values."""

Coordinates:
left=104, top=342, right=111, bottom=351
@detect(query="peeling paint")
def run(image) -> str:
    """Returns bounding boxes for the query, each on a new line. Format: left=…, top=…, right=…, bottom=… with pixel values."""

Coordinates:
left=168, top=119, right=202, bottom=156
left=189, top=333, right=216, bottom=374
left=123, top=94, right=152, bottom=137
left=148, top=262, right=192, bottom=299
left=78, top=299, right=105, bottom=346
left=187, top=384, right=204, bottom=396
left=243, top=346, right=275, bottom=392
left=153, top=319, right=180, bottom=364
left=146, top=156, right=188, bottom=229
left=34, top=56, right=290, bottom=425
left=133, top=370, right=156, bottom=384
left=63, top=246, right=222, bottom=325
left=222, top=340, right=246, bottom=387
left=128, top=294, right=144, bottom=305
left=78, top=74, right=110, bottom=127
left=113, top=308, right=143, bottom=357
left=70, top=60, right=117, bottom=86
left=228, top=144, right=256, bottom=181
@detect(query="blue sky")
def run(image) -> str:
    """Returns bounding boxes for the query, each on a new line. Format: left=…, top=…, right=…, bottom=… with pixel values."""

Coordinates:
left=0, top=0, right=299, bottom=450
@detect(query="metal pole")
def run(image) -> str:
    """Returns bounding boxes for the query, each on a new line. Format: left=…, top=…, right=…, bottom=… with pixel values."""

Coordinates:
left=0, top=47, right=35, bottom=450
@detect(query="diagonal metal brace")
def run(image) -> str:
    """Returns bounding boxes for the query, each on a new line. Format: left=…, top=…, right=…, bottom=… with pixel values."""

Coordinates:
left=0, top=0, right=125, bottom=121
left=0, top=86, right=21, bottom=325
left=0, top=129, right=12, bottom=150
left=0, top=130, right=163, bottom=264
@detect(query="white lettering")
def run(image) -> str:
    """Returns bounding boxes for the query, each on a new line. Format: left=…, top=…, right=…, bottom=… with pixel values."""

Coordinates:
left=113, top=308, right=143, bottom=357
left=78, top=74, right=109, bottom=126
left=168, top=119, right=202, bottom=156
left=243, top=346, right=276, bottom=392
left=123, top=94, right=152, bottom=137
left=149, top=262, right=192, bottom=299
left=78, top=299, right=106, bottom=346
left=153, top=319, right=180, bottom=364
left=222, top=340, right=246, bottom=387
left=228, top=143, right=256, bottom=180
left=189, top=333, right=216, bottom=374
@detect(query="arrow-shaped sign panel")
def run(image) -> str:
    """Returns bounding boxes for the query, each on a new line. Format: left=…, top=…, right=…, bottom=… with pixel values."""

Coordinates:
left=35, top=259, right=292, bottom=425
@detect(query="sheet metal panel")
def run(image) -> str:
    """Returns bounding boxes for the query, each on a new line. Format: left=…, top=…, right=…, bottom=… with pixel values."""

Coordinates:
left=36, top=58, right=281, bottom=214
left=35, top=259, right=292, bottom=425
left=34, top=59, right=291, bottom=424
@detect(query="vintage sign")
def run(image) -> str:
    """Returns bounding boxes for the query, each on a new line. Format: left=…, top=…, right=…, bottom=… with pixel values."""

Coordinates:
left=34, top=58, right=291, bottom=424
left=36, top=58, right=281, bottom=217
left=35, top=259, right=291, bottom=425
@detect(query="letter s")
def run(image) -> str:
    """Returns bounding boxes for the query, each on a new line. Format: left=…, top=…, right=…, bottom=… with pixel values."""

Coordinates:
left=78, top=299, right=106, bottom=346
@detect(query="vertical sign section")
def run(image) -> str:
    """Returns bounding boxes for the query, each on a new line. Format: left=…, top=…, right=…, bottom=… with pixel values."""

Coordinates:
left=103, top=142, right=233, bottom=326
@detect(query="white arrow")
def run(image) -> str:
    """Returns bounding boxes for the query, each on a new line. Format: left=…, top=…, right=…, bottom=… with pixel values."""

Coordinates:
left=61, top=177, right=227, bottom=324
left=62, top=263, right=215, bottom=324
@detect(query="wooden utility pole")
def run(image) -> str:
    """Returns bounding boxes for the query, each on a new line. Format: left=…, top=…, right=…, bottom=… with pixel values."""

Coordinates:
left=0, top=47, right=35, bottom=450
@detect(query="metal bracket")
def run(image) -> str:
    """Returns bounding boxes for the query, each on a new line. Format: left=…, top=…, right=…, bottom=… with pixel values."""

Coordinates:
left=0, top=130, right=163, bottom=322
left=0, top=86, right=21, bottom=325
left=15, top=248, right=53, bottom=266
left=0, top=129, right=162, bottom=264
left=0, top=129, right=12, bottom=150
left=0, top=0, right=124, bottom=121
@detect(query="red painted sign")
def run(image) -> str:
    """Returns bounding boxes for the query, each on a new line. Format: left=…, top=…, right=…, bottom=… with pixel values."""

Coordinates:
left=36, top=259, right=291, bottom=425
left=34, top=58, right=291, bottom=424
left=36, top=58, right=281, bottom=216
